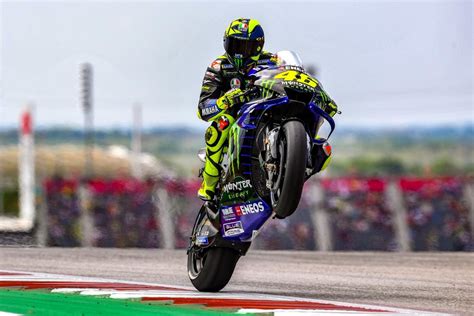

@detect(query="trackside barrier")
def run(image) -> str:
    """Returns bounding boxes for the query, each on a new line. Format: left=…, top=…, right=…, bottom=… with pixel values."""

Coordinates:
left=38, top=177, right=473, bottom=251
left=385, top=181, right=411, bottom=251
left=0, top=108, right=36, bottom=232
left=464, top=182, right=474, bottom=241
left=310, top=182, right=333, bottom=251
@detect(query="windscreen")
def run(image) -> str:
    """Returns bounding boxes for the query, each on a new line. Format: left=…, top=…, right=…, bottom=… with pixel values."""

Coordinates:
left=275, top=51, right=304, bottom=67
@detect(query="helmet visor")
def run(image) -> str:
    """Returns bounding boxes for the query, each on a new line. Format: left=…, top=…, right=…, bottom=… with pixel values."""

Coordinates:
left=225, top=37, right=262, bottom=58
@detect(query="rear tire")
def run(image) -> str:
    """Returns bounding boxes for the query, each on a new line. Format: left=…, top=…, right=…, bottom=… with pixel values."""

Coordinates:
left=273, top=120, right=308, bottom=218
left=188, top=247, right=240, bottom=292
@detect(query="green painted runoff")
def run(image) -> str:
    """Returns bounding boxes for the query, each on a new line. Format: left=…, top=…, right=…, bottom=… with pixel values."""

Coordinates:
left=0, top=289, right=250, bottom=316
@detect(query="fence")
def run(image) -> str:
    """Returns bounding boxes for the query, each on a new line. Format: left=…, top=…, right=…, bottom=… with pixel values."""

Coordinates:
left=42, top=177, right=473, bottom=251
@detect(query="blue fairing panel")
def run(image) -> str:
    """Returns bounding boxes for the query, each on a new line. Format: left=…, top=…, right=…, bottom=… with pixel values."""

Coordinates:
left=220, top=198, right=272, bottom=241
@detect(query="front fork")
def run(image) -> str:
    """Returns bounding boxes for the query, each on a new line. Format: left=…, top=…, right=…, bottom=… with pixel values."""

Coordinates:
left=261, top=123, right=331, bottom=184
left=263, top=126, right=281, bottom=190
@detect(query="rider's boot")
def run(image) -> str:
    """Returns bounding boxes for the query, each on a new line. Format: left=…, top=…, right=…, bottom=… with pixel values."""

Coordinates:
left=198, top=114, right=235, bottom=201
left=198, top=172, right=219, bottom=201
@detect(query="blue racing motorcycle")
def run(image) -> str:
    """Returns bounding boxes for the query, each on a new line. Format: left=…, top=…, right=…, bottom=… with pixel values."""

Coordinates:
left=187, top=51, right=336, bottom=292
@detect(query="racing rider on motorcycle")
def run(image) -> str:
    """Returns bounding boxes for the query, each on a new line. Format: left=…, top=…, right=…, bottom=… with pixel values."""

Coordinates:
left=197, top=18, right=338, bottom=201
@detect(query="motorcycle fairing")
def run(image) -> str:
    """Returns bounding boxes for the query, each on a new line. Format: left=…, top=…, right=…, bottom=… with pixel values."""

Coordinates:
left=219, top=198, right=272, bottom=241
left=219, top=123, right=273, bottom=242
left=215, top=63, right=336, bottom=243
left=237, top=97, right=335, bottom=141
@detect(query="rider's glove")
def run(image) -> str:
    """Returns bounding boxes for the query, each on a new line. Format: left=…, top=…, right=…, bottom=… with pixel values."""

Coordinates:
left=216, top=88, right=249, bottom=110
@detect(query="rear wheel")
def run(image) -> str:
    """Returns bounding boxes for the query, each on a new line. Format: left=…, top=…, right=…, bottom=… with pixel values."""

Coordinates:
left=187, top=206, right=241, bottom=292
left=272, top=120, right=308, bottom=218
left=188, top=246, right=240, bottom=292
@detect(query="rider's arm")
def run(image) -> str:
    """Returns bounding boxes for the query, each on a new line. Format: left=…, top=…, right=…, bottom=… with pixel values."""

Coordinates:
left=198, top=60, right=248, bottom=122
left=197, top=60, right=226, bottom=122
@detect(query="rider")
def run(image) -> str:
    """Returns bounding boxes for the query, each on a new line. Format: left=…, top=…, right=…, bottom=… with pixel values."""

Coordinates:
left=197, top=18, right=338, bottom=201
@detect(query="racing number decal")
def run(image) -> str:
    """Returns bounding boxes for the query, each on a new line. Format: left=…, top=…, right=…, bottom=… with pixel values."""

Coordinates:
left=275, top=70, right=318, bottom=88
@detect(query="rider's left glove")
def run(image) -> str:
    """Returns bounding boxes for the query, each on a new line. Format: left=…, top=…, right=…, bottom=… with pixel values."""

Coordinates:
left=216, top=88, right=249, bottom=110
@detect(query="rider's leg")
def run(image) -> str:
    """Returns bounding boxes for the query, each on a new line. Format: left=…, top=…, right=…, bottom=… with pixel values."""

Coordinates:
left=198, top=114, right=235, bottom=201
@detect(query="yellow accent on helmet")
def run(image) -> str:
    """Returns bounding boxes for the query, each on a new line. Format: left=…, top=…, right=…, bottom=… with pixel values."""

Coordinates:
left=248, top=19, right=261, bottom=33
left=223, top=18, right=265, bottom=70
left=250, top=55, right=260, bottom=61
left=224, top=18, right=264, bottom=40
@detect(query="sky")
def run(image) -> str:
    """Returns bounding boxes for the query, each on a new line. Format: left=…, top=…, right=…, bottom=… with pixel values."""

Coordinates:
left=0, top=0, right=472, bottom=129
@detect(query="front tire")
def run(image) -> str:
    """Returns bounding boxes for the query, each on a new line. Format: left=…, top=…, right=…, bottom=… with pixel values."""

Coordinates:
left=273, top=120, right=308, bottom=218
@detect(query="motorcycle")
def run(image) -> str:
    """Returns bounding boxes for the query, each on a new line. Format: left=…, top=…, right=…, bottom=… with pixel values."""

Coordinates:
left=187, top=51, right=336, bottom=292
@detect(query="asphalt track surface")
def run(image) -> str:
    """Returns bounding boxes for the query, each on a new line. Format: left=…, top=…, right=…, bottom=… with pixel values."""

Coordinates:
left=0, top=248, right=472, bottom=314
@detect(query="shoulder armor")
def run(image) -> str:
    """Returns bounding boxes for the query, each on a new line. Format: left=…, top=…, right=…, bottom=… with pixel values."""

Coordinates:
left=209, top=59, right=222, bottom=71
left=208, top=55, right=230, bottom=71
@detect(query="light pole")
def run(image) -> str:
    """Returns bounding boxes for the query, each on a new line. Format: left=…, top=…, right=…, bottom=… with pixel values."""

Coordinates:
left=131, top=103, right=143, bottom=179
left=79, top=63, right=95, bottom=247
left=80, top=63, right=94, bottom=178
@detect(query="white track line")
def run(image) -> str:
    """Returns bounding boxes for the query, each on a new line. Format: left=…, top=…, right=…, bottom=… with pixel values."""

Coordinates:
left=0, top=270, right=449, bottom=315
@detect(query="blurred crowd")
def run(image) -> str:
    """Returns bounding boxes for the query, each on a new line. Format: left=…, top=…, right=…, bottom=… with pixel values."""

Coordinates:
left=321, top=178, right=395, bottom=251
left=44, top=178, right=81, bottom=246
left=401, top=178, right=471, bottom=251
left=87, top=179, right=159, bottom=247
left=44, top=177, right=473, bottom=251
left=44, top=178, right=159, bottom=247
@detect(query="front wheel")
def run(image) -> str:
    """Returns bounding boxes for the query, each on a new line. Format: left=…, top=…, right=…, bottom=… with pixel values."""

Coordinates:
left=272, top=120, right=308, bottom=218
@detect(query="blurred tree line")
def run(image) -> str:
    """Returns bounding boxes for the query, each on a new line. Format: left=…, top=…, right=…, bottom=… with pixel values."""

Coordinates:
left=331, top=157, right=473, bottom=177
left=0, top=125, right=472, bottom=179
